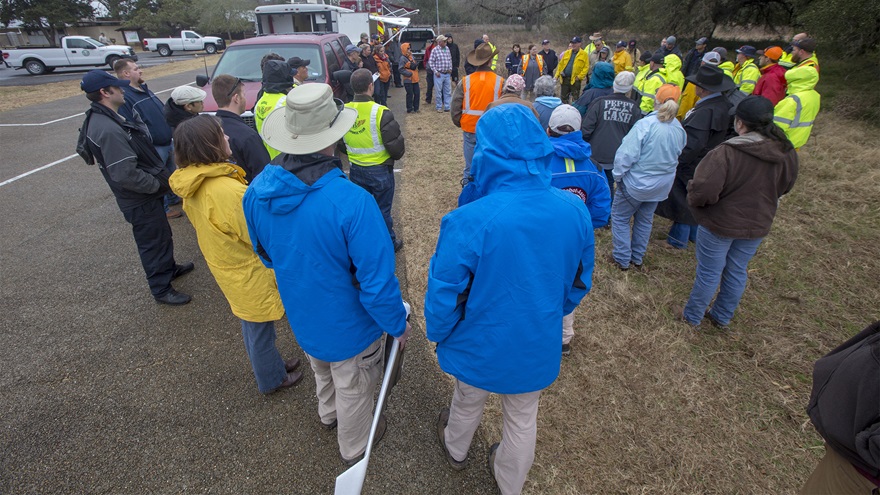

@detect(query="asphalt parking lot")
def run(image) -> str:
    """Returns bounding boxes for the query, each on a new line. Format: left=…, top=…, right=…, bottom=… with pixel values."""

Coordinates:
left=0, top=68, right=498, bottom=493
left=0, top=50, right=213, bottom=86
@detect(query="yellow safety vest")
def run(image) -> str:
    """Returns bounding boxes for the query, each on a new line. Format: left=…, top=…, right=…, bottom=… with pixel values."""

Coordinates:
left=255, top=92, right=286, bottom=159
left=343, top=101, right=391, bottom=166
left=488, top=42, right=498, bottom=71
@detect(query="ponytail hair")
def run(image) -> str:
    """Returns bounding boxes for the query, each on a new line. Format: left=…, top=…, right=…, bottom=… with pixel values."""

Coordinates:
left=655, top=99, right=679, bottom=122
left=739, top=118, right=795, bottom=151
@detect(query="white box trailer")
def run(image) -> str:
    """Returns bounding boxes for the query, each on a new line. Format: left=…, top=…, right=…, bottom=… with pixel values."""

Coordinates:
left=254, top=3, right=411, bottom=48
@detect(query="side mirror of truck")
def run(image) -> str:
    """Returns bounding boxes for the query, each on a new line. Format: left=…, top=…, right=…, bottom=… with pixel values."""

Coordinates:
left=332, top=69, right=352, bottom=85
left=196, top=74, right=209, bottom=87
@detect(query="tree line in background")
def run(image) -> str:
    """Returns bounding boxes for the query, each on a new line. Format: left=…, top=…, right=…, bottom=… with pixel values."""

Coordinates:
left=402, top=0, right=879, bottom=54
left=1, top=0, right=877, bottom=53
left=0, top=0, right=256, bottom=46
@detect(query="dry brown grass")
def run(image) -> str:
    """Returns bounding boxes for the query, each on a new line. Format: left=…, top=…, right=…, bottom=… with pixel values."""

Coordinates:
left=400, top=26, right=880, bottom=494
left=0, top=55, right=217, bottom=112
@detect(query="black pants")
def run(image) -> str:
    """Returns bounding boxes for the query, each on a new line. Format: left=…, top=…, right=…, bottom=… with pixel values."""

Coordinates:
left=391, top=62, right=402, bottom=86
left=121, top=198, right=176, bottom=298
left=425, top=68, right=434, bottom=101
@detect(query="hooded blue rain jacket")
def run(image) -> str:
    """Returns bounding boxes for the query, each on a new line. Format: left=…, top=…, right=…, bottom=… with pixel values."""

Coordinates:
left=242, top=160, right=406, bottom=362
left=425, top=104, right=596, bottom=394
left=549, top=132, right=611, bottom=229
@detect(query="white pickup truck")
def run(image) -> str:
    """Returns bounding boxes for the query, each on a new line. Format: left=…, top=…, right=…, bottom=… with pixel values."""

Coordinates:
left=142, top=31, right=226, bottom=57
left=3, top=36, right=138, bottom=75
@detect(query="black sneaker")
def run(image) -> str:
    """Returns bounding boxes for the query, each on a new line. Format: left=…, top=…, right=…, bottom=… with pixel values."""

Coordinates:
left=155, top=289, right=191, bottom=305
left=705, top=311, right=730, bottom=331
left=561, top=343, right=571, bottom=356
left=393, top=238, right=404, bottom=252
left=172, top=262, right=194, bottom=280
left=437, top=408, right=467, bottom=470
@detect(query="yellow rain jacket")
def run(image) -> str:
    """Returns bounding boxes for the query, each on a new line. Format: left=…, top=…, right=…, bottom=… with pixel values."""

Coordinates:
left=554, top=48, right=590, bottom=85
left=169, top=163, right=285, bottom=322
left=718, top=61, right=734, bottom=79
left=612, top=49, right=633, bottom=73
left=774, top=67, right=820, bottom=149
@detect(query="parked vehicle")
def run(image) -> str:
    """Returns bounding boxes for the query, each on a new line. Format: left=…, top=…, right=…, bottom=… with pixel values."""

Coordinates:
left=2, top=36, right=138, bottom=75
left=400, top=26, right=435, bottom=65
left=195, top=33, right=353, bottom=128
left=142, top=30, right=225, bottom=57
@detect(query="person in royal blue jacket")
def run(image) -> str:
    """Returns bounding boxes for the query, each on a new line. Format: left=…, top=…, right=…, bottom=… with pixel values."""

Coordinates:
left=242, top=84, right=410, bottom=467
left=427, top=104, right=595, bottom=495
left=546, top=104, right=610, bottom=357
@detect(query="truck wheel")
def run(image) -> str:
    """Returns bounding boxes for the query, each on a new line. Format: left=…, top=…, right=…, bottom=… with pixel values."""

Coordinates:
left=204, top=44, right=217, bottom=54
left=106, top=55, right=120, bottom=69
left=24, top=59, right=46, bottom=75
left=157, top=46, right=172, bottom=57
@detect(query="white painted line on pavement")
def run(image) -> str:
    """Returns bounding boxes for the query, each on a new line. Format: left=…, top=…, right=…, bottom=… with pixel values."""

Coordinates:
left=0, top=153, right=78, bottom=187
left=0, top=84, right=182, bottom=126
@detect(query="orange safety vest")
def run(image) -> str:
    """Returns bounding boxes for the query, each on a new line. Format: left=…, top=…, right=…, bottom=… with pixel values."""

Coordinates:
left=460, top=71, right=504, bottom=133
left=520, top=54, right=544, bottom=74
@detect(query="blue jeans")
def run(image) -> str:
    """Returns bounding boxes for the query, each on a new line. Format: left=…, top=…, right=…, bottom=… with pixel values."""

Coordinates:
left=462, top=131, right=476, bottom=184
left=373, top=79, right=388, bottom=106
left=349, top=163, right=397, bottom=241
left=240, top=319, right=288, bottom=393
left=595, top=162, right=614, bottom=196
left=610, top=182, right=659, bottom=266
left=667, top=222, right=698, bottom=249
left=155, top=143, right=179, bottom=210
left=404, top=82, right=420, bottom=112
left=434, top=72, right=451, bottom=110
left=683, top=226, right=764, bottom=325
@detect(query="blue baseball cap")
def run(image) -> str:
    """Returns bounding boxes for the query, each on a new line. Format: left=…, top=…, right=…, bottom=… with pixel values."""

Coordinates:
left=345, top=44, right=360, bottom=54
left=736, top=45, right=757, bottom=57
left=81, top=69, right=130, bottom=93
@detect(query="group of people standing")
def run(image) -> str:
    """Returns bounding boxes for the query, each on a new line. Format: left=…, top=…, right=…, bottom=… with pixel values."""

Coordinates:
left=73, top=26, right=840, bottom=494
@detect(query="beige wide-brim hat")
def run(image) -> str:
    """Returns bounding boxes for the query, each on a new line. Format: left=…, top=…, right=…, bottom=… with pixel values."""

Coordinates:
left=261, top=83, right=357, bottom=155
left=466, top=42, right=498, bottom=66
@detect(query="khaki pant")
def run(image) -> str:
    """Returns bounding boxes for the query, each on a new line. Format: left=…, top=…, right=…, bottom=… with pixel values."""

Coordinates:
left=308, top=338, right=383, bottom=461
left=800, top=444, right=879, bottom=495
left=562, top=312, right=575, bottom=345
left=444, top=379, right=542, bottom=495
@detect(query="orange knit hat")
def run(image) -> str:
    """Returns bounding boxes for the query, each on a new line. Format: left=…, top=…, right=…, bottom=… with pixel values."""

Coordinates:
left=655, top=84, right=681, bottom=104
left=763, top=46, right=783, bottom=61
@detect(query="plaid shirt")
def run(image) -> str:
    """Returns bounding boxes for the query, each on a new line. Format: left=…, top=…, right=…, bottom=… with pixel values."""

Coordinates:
left=429, top=46, right=452, bottom=73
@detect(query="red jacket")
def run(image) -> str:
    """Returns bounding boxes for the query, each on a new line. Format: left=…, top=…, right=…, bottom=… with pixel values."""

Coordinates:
left=423, top=43, right=435, bottom=70
left=753, top=63, right=787, bottom=106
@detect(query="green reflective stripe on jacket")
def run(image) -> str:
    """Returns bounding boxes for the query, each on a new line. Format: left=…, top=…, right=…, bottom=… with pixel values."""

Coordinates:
left=343, top=101, right=391, bottom=165
left=564, top=158, right=575, bottom=173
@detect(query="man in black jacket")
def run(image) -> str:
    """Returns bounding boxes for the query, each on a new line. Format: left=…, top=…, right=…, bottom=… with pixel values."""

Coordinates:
left=212, top=74, right=271, bottom=181
left=540, top=40, right=558, bottom=78
left=76, top=70, right=193, bottom=305
left=446, top=34, right=461, bottom=84
left=655, top=65, right=733, bottom=250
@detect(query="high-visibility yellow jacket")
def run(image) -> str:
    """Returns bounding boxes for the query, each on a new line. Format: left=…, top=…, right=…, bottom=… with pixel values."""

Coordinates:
left=487, top=41, right=498, bottom=71
left=343, top=100, right=392, bottom=166
left=774, top=66, right=820, bottom=149
left=664, top=54, right=684, bottom=88
left=554, top=48, right=590, bottom=84
left=780, top=51, right=819, bottom=70
left=733, top=59, right=761, bottom=94
left=677, top=81, right=698, bottom=121
left=639, top=69, right=666, bottom=114
left=718, top=61, right=734, bottom=79
left=634, top=64, right=651, bottom=88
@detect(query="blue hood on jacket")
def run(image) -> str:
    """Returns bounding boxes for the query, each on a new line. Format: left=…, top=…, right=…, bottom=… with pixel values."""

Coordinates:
left=245, top=157, right=343, bottom=215
left=588, top=61, right=615, bottom=89
left=551, top=131, right=591, bottom=161
left=534, top=96, right=562, bottom=109
left=472, top=104, right=555, bottom=198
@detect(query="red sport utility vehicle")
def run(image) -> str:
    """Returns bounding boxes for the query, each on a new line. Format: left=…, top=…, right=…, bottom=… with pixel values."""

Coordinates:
left=196, top=33, right=353, bottom=127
